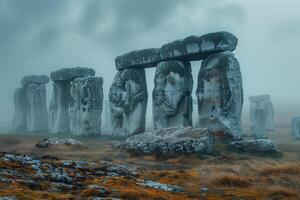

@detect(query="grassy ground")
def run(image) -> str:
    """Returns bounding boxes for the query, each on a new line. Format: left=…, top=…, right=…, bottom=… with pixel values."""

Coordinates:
left=0, top=128, right=300, bottom=199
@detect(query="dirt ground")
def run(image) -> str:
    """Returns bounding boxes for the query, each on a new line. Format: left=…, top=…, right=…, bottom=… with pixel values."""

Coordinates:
left=0, top=127, right=300, bottom=200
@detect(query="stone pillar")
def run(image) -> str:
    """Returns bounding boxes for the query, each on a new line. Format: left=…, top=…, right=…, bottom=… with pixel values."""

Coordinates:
left=49, top=67, right=95, bottom=134
left=196, top=52, right=243, bottom=139
left=291, top=117, right=300, bottom=139
left=249, top=95, right=274, bottom=138
left=109, top=68, right=148, bottom=137
left=69, top=76, right=103, bottom=136
left=152, top=60, right=193, bottom=129
left=12, top=87, right=28, bottom=131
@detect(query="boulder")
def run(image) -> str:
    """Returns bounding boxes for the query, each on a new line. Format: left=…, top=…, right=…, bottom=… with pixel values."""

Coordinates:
left=120, top=127, right=214, bottom=155
left=109, top=68, right=148, bottom=137
left=35, top=137, right=82, bottom=148
left=50, top=67, right=95, bottom=81
left=228, top=139, right=280, bottom=154
left=153, top=60, right=193, bottom=129
left=249, top=95, right=274, bottom=138
left=26, top=83, right=48, bottom=132
left=21, top=75, right=49, bottom=87
left=12, top=87, right=28, bottom=132
left=115, top=32, right=238, bottom=70
left=161, top=31, right=238, bottom=61
left=116, top=48, right=161, bottom=70
left=195, top=51, right=243, bottom=139
left=69, top=76, right=103, bottom=136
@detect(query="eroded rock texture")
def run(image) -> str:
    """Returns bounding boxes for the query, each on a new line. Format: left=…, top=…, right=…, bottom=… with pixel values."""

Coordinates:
left=49, top=67, right=95, bottom=134
left=12, top=87, right=28, bottom=131
left=196, top=52, right=243, bottom=139
left=249, top=95, right=274, bottom=139
left=153, top=61, right=193, bottom=129
left=120, top=127, right=214, bottom=155
left=109, top=69, right=148, bottom=137
left=13, top=75, right=49, bottom=132
left=228, top=139, right=280, bottom=154
left=69, top=76, right=103, bottom=136
left=291, top=117, right=300, bottom=138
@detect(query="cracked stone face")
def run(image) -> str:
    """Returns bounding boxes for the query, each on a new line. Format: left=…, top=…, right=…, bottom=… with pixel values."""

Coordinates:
left=152, top=60, right=193, bottom=129
left=196, top=51, right=243, bottom=139
left=249, top=95, right=274, bottom=139
left=109, top=69, right=148, bottom=137
left=69, top=76, right=103, bottom=136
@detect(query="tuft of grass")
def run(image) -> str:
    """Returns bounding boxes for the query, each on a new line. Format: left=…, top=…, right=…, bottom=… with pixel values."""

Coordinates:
left=261, top=164, right=300, bottom=176
left=212, top=173, right=251, bottom=187
left=268, top=186, right=299, bottom=198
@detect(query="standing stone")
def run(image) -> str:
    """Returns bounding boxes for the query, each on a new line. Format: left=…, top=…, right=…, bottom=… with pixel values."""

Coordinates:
left=152, top=60, right=193, bottom=129
left=196, top=51, right=243, bottom=139
left=26, top=83, right=49, bottom=132
left=69, top=76, right=103, bottom=136
left=291, top=117, right=300, bottom=138
left=12, top=87, right=28, bottom=131
left=103, top=100, right=112, bottom=135
left=109, top=69, right=148, bottom=137
left=249, top=95, right=274, bottom=138
left=49, top=67, right=95, bottom=134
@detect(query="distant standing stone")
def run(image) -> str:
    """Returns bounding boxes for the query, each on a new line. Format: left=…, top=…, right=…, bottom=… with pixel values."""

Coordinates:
left=12, top=87, right=28, bottom=131
left=291, top=117, right=300, bottom=139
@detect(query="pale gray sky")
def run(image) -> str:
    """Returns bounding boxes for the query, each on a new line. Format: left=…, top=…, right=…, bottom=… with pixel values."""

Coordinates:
left=0, top=0, right=299, bottom=129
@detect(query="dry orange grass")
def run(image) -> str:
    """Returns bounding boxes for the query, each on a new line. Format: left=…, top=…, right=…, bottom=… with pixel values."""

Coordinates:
left=260, top=164, right=300, bottom=176
left=268, top=186, right=299, bottom=198
left=212, top=173, right=251, bottom=187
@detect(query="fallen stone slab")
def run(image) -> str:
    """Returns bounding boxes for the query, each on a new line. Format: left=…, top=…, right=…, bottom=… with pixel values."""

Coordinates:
left=35, top=137, right=82, bottom=148
left=50, top=67, right=95, bottom=81
left=120, top=127, right=214, bottom=155
left=115, top=31, right=237, bottom=70
left=228, top=139, right=281, bottom=154
left=21, top=75, right=50, bottom=86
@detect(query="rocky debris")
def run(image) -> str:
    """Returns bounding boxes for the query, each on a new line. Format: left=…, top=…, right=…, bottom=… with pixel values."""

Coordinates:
left=109, top=69, right=148, bottom=137
left=21, top=75, right=50, bottom=86
left=140, top=180, right=183, bottom=192
left=50, top=67, right=95, bottom=81
left=0, top=196, right=18, bottom=200
left=249, top=95, right=274, bottom=138
left=120, top=127, right=214, bottom=155
left=12, top=75, right=49, bottom=132
left=49, top=67, right=96, bottom=134
left=35, top=137, right=82, bottom=148
left=228, top=139, right=280, bottom=154
left=291, top=117, right=300, bottom=139
left=69, top=76, right=103, bottom=136
left=196, top=51, right=243, bottom=139
left=153, top=60, right=193, bottom=129
left=115, top=32, right=237, bottom=70
left=116, top=48, right=161, bottom=70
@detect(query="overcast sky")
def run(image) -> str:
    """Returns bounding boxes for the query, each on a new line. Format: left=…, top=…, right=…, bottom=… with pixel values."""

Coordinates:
left=0, top=0, right=300, bottom=129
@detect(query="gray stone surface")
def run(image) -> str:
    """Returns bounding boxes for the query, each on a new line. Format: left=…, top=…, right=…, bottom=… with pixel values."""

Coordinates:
left=152, top=60, right=193, bottom=129
left=196, top=51, right=243, bottom=139
left=21, top=75, right=49, bottom=86
left=49, top=81, right=72, bottom=134
left=115, top=32, right=237, bottom=70
left=291, top=117, right=300, bottom=138
left=35, top=137, right=82, bottom=148
left=140, top=180, right=183, bottom=192
left=50, top=67, right=95, bottom=81
left=12, top=87, right=28, bottom=131
left=228, top=139, right=280, bottom=154
left=109, top=69, right=148, bottom=137
left=249, top=95, right=274, bottom=138
left=26, top=83, right=48, bottom=132
left=116, top=48, right=161, bottom=70
left=161, top=31, right=238, bottom=61
left=69, top=76, right=103, bottom=136
left=120, top=127, right=214, bottom=155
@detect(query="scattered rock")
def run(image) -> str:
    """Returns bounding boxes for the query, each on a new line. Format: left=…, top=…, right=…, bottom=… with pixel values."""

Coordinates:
left=228, top=139, right=281, bottom=154
left=140, top=180, right=183, bottom=192
left=0, top=196, right=18, bottom=200
left=120, top=127, right=214, bottom=155
left=35, top=137, right=82, bottom=148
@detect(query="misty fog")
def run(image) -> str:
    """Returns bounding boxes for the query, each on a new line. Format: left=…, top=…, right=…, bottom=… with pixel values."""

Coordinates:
left=1, top=0, right=300, bottom=131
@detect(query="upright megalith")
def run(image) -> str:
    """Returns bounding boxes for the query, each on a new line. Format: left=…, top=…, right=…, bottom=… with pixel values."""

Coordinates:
left=249, top=95, right=274, bottom=139
left=49, top=67, right=95, bottom=134
left=13, top=75, right=49, bottom=132
left=291, top=117, right=300, bottom=139
left=196, top=52, right=243, bottom=139
left=109, top=68, right=148, bottom=137
left=69, top=76, right=103, bottom=136
left=153, top=60, right=193, bottom=129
